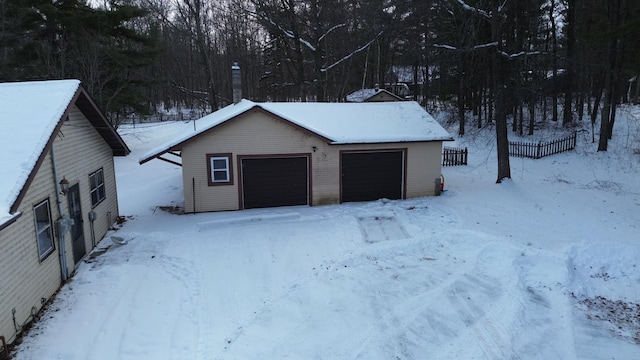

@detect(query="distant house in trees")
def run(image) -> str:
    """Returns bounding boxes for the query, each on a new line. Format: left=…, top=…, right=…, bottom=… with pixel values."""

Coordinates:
left=387, top=65, right=430, bottom=99
left=0, top=80, right=129, bottom=345
left=140, top=99, right=452, bottom=213
left=346, top=88, right=404, bottom=102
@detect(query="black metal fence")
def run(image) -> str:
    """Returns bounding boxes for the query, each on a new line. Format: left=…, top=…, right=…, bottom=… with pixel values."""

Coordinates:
left=121, top=111, right=208, bottom=125
left=509, top=132, right=577, bottom=159
left=442, top=146, right=468, bottom=166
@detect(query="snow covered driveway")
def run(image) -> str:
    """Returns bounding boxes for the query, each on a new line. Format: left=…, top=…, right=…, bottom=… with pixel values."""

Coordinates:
left=13, top=119, right=640, bottom=359
left=15, top=198, right=640, bottom=359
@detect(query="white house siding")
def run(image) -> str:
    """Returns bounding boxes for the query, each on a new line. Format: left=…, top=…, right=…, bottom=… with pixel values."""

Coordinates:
left=54, top=106, right=120, bottom=268
left=0, top=151, right=63, bottom=344
left=0, top=105, right=120, bottom=343
left=180, top=109, right=443, bottom=212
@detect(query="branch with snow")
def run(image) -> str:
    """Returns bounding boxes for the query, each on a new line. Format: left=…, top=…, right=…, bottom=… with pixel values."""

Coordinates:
left=435, top=42, right=541, bottom=60
left=433, top=42, right=497, bottom=51
left=433, top=44, right=458, bottom=50
left=474, top=42, right=498, bottom=49
left=456, top=0, right=491, bottom=19
left=498, top=0, right=509, bottom=13
left=264, top=16, right=317, bottom=52
left=247, top=10, right=318, bottom=52
left=320, top=31, right=384, bottom=73
left=318, top=23, right=347, bottom=43
left=500, top=51, right=542, bottom=59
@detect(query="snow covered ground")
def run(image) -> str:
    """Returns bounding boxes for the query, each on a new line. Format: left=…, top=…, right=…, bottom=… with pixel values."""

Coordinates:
left=12, top=106, right=640, bottom=359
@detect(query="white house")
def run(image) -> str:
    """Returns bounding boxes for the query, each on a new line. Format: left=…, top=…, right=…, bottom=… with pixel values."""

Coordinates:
left=0, top=80, right=129, bottom=345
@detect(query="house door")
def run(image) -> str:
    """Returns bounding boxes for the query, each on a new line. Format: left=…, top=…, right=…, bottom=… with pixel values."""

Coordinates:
left=68, top=184, right=86, bottom=264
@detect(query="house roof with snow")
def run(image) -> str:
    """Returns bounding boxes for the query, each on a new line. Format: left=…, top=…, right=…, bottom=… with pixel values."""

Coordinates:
left=0, top=79, right=129, bottom=227
left=139, top=99, right=453, bottom=164
left=345, top=88, right=404, bottom=102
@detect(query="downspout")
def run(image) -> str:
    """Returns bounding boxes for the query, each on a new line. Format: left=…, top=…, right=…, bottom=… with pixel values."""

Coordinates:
left=50, top=146, right=69, bottom=282
left=88, top=211, right=97, bottom=248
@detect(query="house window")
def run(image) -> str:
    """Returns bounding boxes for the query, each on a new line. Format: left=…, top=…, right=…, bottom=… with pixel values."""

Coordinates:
left=89, top=168, right=106, bottom=207
left=207, top=154, right=233, bottom=185
left=34, top=199, right=55, bottom=260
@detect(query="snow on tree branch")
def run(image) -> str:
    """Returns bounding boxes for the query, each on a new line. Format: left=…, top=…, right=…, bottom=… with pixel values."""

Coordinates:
left=498, top=0, right=508, bottom=13
left=500, top=51, right=542, bottom=59
left=436, top=42, right=540, bottom=59
left=318, top=23, right=347, bottom=43
left=433, top=42, right=497, bottom=51
left=321, top=31, right=384, bottom=73
left=297, top=37, right=317, bottom=52
left=433, top=44, right=458, bottom=50
left=251, top=11, right=318, bottom=52
left=456, top=0, right=491, bottom=19
left=266, top=16, right=317, bottom=52
left=474, top=42, right=498, bottom=49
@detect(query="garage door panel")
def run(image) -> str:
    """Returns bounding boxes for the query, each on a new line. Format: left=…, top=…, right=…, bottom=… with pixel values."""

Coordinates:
left=342, top=151, right=403, bottom=203
left=242, top=157, right=308, bottom=209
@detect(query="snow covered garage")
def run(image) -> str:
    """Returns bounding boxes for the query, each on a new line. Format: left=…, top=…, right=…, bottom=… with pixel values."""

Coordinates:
left=140, top=99, right=452, bottom=212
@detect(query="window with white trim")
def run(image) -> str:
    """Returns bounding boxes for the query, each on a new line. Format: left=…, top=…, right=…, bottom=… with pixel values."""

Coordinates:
left=89, top=168, right=106, bottom=207
left=207, top=154, right=233, bottom=185
left=34, top=199, right=55, bottom=260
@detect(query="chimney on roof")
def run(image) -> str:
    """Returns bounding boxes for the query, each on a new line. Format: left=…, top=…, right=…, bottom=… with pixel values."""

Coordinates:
left=232, top=62, right=242, bottom=104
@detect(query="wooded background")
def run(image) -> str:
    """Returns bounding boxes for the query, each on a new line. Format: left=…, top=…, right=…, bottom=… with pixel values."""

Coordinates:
left=1, top=0, right=639, bottom=165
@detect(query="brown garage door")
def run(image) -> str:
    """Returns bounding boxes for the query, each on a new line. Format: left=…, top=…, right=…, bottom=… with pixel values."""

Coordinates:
left=241, top=156, right=309, bottom=209
left=341, top=150, right=404, bottom=203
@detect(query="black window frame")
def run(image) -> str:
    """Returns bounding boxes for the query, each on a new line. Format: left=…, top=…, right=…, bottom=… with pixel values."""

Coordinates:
left=89, top=168, right=106, bottom=207
left=33, top=199, right=55, bottom=261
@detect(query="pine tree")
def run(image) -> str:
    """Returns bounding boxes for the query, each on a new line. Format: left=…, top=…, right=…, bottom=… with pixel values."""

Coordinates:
left=0, top=0, right=159, bottom=126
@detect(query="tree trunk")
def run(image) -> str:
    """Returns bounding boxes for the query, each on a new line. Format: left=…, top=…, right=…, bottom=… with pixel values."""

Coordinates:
left=550, top=0, right=558, bottom=122
left=518, top=103, right=524, bottom=135
left=528, top=100, right=535, bottom=135
left=598, top=0, right=623, bottom=151
left=458, top=53, right=465, bottom=135
left=562, top=0, right=575, bottom=126
left=598, top=53, right=615, bottom=151
left=591, top=88, right=602, bottom=143
left=492, top=7, right=511, bottom=183
left=477, top=87, right=484, bottom=128
left=634, top=72, right=640, bottom=104
left=607, top=81, right=620, bottom=139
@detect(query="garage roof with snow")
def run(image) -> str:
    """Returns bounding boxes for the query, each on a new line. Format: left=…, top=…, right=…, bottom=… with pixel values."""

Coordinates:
left=140, top=99, right=452, bottom=164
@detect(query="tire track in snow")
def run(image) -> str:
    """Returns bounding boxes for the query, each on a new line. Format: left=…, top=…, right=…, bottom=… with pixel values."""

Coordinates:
left=512, top=253, right=577, bottom=359
left=445, top=276, right=520, bottom=360
left=155, top=247, right=204, bottom=360
left=82, top=266, right=153, bottom=359
left=111, top=240, right=199, bottom=359
left=342, top=246, right=467, bottom=358
left=186, top=237, right=223, bottom=360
